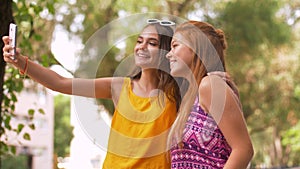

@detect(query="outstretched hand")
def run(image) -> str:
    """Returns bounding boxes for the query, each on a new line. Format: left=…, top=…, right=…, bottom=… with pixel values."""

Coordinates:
left=3, top=35, right=30, bottom=76
left=2, top=36, right=19, bottom=63
left=2, top=36, right=27, bottom=71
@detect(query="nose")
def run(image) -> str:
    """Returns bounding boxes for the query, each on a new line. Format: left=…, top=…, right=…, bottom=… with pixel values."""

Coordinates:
left=138, top=42, right=147, bottom=50
left=166, top=51, right=172, bottom=59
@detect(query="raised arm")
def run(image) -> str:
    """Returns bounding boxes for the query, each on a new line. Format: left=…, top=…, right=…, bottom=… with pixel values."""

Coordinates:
left=199, top=75, right=254, bottom=169
left=2, top=36, right=113, bottom=99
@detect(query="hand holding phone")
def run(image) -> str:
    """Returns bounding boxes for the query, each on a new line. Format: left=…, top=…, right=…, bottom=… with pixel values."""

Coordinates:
left=9, top=23, right=17, bottom=60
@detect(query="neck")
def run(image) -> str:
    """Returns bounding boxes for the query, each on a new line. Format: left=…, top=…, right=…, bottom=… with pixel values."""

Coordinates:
left=139, top=68, right=159, bottom=90
left=132, top=68, right=160, bottom=98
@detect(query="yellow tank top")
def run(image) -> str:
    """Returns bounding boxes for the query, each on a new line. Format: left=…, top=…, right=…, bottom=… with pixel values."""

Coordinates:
left=103, top=78, right=177, bottom=169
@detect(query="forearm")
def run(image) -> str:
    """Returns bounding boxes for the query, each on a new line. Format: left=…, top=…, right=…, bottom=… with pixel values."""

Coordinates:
left=3, top=35, right=112, bottom=98
left=15, top=56, right=109, bottom=97
left=13, top=54, right=72, bottom=94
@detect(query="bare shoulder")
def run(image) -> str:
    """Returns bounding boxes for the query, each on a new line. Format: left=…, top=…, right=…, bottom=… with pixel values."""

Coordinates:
left=198, top=75, right=230, bottom=111
left=199, top=75, right=226, bottom=94
left=93, top=77, right=126, bottom=99
left=110, top=77, right=127, bottom=89
left=200, top=74, right=241, bottom=110
left=93, top=77, right=124, bottom=87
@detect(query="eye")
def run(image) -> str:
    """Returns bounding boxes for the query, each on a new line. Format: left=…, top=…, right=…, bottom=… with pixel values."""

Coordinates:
left=149, top=42, right=158, bottom=46
left=148, top=40, right=159, bottom=46
left=171, top=43, right=178, bottom=49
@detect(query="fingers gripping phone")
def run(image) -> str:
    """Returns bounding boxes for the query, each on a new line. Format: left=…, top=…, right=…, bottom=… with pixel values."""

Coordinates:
left=9, top=23, right=17, bottom=60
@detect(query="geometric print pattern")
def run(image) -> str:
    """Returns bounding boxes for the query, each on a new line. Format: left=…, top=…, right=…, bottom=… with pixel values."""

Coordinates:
left=171, top=97, right=232, bottom=169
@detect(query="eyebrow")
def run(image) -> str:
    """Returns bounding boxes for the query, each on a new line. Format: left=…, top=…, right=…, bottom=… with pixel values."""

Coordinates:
left=138, top=35, right=159, bottom=42
left=171, top=39, right=177, bottom=44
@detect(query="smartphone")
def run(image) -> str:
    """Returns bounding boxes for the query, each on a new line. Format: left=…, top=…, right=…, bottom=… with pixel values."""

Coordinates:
left=9, top=23, right=17, bottom=60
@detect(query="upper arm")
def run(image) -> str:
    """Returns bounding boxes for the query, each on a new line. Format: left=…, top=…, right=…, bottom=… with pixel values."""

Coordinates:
left=70, top=77, right=124, bottom=99
left=199, top=75, right=252, bottom=150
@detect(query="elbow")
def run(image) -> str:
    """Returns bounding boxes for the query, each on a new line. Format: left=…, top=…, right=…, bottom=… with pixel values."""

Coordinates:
left=240, top=141, right=254, bottom=162
left=248, top=142, right=254, bottom=161
left=241, top=141, right=254, bottom=166
left=243, top=135, right=255, bottom=161
left=244, top=143, right=254, bottom=169
left=230, top=142, right=254, bottom=168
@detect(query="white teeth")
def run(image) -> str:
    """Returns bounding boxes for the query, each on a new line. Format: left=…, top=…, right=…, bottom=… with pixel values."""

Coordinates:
left=137, top=53, right=149, bottom=58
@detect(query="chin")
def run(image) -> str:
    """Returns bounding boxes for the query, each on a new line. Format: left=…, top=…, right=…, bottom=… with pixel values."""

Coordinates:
left=137, top=62, right=160, bottom=70
left=135, top=61, right=147, bottom=66
left=170, top=70, right=180, bottom=77
left=136, top=62, right=149, bottom=68
left=171, top=69, right=188, bottom=78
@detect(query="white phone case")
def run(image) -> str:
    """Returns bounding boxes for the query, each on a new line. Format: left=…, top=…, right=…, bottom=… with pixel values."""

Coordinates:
left=9, top=23, right=17, bottom=60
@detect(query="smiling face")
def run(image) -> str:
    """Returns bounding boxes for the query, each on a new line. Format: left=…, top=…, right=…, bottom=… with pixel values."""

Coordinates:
left=134, top=25, right=160, bottom=69
left=166, top=32, right=195, bottom=77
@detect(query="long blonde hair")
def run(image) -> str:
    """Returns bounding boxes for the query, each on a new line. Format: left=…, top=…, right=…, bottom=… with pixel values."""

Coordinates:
left=167, top=21, right=228, bottom=149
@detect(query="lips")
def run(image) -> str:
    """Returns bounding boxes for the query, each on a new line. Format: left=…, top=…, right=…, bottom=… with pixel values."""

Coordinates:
left=136, top=52, right=150, bottom=58
left=169, top=60, right=176, bottom=68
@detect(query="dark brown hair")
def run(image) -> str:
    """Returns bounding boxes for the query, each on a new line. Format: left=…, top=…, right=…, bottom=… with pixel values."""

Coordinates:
left=131, top=23, right=182, bottom=110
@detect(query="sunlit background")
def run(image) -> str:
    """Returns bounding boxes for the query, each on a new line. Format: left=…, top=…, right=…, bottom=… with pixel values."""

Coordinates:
left=1, top=0, right=300, bottom=169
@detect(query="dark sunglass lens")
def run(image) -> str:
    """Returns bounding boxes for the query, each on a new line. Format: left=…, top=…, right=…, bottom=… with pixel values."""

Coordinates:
left=147, top=19, right=158, bottom=23
left=161, top=21, right=171, bottom=24
left=160, top=21, right=175, bottom=26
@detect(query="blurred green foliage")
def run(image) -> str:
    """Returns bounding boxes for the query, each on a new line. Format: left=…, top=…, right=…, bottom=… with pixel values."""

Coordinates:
left=1, top=0, right=300, bottom=167
left=1, top=0, right=58, bottom=160
left=54, top=94, right=73, bottom=157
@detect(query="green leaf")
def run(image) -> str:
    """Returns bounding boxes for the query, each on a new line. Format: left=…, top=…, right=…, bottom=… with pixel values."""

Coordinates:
left=34, top=34, right=43, bottom=41
left=4, top=116, right=12, bottom=130
left=10, top=146, right=17, bottom=155
left=17, top=124, right=25, bottom=134
left=31, top=3, right=43, bottom=13
left=1, top=143, right=9, bottom=152
left=28, top=124, right=36, bottom=130
left=23, top=133, right=31, bottom=141
left=11, top=93, right=18, bottom=102
left=38, top=108, right=45, bottom=115
left=28, top=109, right=35, bottom=116
left=47, top=3, right=55, bottom=14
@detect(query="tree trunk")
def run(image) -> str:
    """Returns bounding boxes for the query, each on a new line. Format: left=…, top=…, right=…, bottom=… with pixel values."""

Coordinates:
left=0, top=0, right=14, bottom=167
left=0, top=0, right=14, bottom=113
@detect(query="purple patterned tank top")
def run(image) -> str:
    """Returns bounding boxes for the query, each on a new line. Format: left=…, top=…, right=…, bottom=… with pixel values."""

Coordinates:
left=171, top=97, right=232, bottom=169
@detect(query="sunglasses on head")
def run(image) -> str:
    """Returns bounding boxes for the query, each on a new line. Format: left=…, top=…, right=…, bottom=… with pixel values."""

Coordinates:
left=147, top=19, right=175, bottom=26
